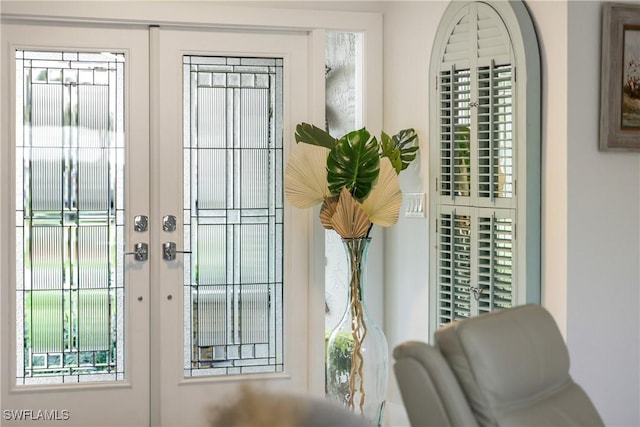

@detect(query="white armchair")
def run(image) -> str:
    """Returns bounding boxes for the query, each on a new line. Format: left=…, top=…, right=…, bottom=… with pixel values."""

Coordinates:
left=393, top=304, right=604, bottom=427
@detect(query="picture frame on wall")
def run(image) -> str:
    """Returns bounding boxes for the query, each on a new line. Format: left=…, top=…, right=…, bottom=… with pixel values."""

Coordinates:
left=600, top=2, right=640, bottom=151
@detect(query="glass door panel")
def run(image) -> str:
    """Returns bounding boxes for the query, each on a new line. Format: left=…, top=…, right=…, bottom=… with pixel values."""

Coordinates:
left=15, top=49, right=125, bottom=385
left=183, top=55, right=284, bottom=377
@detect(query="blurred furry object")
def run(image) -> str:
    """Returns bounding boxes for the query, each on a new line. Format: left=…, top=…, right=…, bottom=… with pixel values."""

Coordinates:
left=209, top=386, right=301, bottom=427
left=209, top=385, right=373, bottom=427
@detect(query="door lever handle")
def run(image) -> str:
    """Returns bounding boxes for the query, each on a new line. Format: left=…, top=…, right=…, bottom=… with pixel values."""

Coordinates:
left=162, top=242, right=191, bottom=261
left=125, top=242, right=149, bottom=262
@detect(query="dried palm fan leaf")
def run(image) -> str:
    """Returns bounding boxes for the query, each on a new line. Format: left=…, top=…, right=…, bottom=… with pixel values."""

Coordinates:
left=319, top=196, right=339, bottom=230
left=284, top=144, right=330, bottom=209
left=361, top=158, right=403, bottom=227
left=331, top=187, right=371, bottom=238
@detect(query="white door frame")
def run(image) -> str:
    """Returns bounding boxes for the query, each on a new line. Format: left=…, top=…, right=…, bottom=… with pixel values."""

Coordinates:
left=0, top=0, right=383, bottom=421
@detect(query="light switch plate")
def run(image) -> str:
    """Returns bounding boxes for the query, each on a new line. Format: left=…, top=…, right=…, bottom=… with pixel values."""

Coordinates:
left=405, top=192, right=426, bottom=218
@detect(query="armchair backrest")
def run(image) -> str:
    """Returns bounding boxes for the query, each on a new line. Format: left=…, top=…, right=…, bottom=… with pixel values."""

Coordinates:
left=394, top=305, right=604, bottom=427
left=393, top=341, right=478, bottom=427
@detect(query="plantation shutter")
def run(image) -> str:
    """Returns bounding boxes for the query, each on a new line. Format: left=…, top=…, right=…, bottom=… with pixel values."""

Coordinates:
left=436, top=205, right=515, bottom=325
left=430, top=1, right=540, bottom=332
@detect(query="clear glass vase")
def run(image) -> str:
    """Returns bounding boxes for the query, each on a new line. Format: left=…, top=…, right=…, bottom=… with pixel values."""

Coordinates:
left=325, top=237, right=389, bottom=427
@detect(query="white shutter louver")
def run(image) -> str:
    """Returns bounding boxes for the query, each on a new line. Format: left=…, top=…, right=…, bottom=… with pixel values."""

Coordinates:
left=476, top=5, right=510, bottom=63
left=442, top=13, right=470, bottom=64
left=440, top=3, right=511, bottom=68
left=477, top=63, right=514, bottom=201
left=439, top=69, right=472, bottom=198
left=436, top=207, right=514, bottom=328
left=437, top=208, right=472, bottom=324
left=476, top=211, right=514, bottom=315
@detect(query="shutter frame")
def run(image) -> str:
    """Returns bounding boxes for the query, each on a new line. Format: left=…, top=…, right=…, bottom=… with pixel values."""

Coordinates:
left=429, top=0, right=540, bottom=335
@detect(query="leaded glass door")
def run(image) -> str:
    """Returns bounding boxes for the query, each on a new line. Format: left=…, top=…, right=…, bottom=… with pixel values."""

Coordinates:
left=153, top=28, right=312, bottom=427
left=1, top=23, right=151, bottom=427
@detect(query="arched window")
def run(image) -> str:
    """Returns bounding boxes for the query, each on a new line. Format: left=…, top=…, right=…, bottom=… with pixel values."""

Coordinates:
left=428, top=1, right=541, bottom=333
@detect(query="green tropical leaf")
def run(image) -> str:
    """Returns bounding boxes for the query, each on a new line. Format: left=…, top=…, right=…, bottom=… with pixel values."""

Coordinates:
left=456, top=125, right=470, bottom=167
left=326, top=128, right=380, bottom=201
left=392, top=128, right=419, bottom=172
left=380, top=131, right=403, bottom=174
left=295, top=122, right=338, bottom=149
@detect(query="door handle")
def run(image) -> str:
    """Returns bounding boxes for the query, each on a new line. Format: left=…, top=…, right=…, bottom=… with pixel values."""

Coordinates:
left=125, top=242, right=149, bottom=262
left=162, top=242, right=191, bottom=261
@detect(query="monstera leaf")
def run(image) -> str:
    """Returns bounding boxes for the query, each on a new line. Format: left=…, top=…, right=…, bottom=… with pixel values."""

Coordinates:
left=326, top=128, right=380, bottom=201
left=394, top=128, right=419, bottom=171
left=380, top=128, right=419, bottom=174
left=295, top=122, right=338, bottom=149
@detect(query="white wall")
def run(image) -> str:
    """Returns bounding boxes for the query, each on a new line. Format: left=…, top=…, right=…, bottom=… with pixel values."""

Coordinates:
left=381, top=0, right=445, bottom=346
left=380, top=2, right=446, bottom=425
left=566, top=2, right=640, bottom=426
left=382, top=1, right=640, bottom=426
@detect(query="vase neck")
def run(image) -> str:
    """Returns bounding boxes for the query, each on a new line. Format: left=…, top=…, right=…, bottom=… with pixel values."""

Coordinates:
left=342, top=238, right=371, bottom=303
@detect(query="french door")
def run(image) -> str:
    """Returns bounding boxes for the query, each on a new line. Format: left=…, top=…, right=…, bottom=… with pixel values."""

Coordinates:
left=153, top=28, right=312, bottom=427
left=1, top=21, right=313, bottom=427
